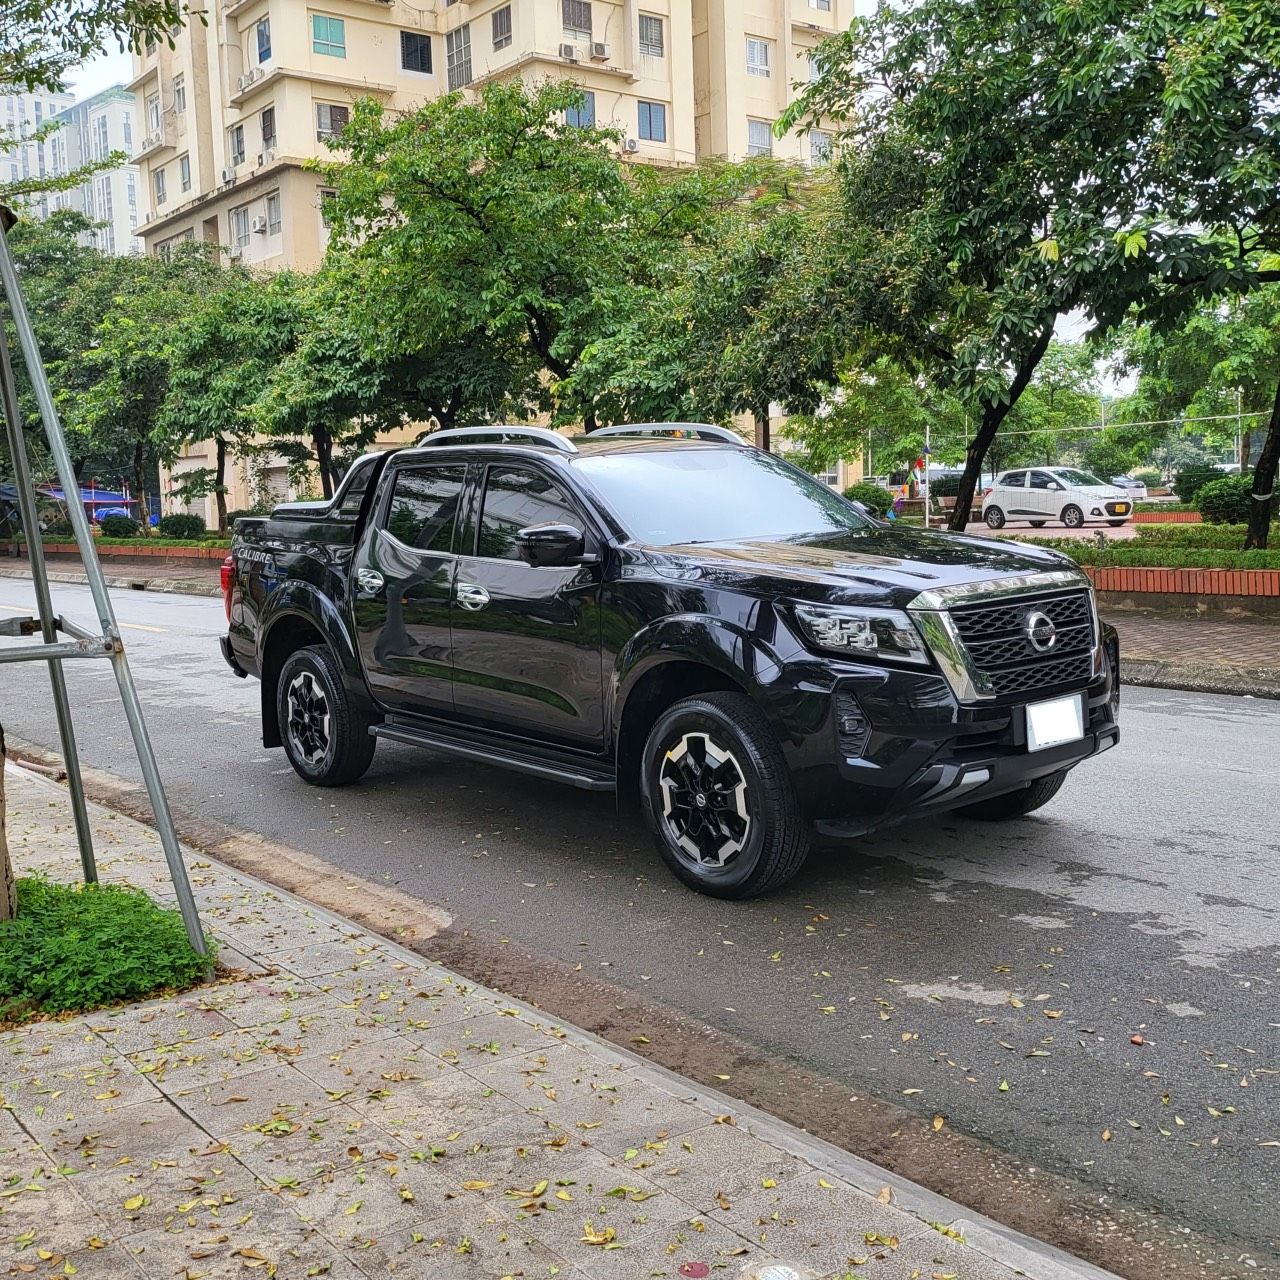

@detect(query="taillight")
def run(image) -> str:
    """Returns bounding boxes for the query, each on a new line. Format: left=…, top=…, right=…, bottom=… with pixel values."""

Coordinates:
left=221, top=555, right=236, bottom=622
left=981, top=486, right=993, bottom=498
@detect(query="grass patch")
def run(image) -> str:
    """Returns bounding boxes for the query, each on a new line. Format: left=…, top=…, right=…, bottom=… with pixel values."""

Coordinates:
left=0, top=877, right=216, bottom=1022
left=1135, top=523, right=1280, bottom=549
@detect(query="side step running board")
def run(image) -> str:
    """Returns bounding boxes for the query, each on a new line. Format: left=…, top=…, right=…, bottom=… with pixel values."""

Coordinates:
left=372, top=722, right=616, bottom=792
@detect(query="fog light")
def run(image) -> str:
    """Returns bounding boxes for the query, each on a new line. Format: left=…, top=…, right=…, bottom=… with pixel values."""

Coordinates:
left=1091, top=507, right=1103, bottom=516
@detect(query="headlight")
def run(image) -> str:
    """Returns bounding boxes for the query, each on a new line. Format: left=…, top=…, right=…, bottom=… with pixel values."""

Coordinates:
left=792, top=604, right=930, bottom=666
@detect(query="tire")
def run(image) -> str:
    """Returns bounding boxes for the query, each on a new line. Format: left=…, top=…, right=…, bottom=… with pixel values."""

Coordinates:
left=1061, top=504, right=1085, bottom=529
left=640, top=691, right=811, bottom=899
left=957, top=770, right=1067, bottom=821
left=1029, top=521, right=1047, bottom=528
left=1107, top=519, right=1127, bottom=527
left=984, top=506, right=1006, bottom=529
left=277, top=645, right=376, bottom=787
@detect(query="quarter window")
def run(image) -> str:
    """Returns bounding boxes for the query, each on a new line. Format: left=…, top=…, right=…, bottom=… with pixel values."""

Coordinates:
left=312, top=14, right=346, bottom=58
left=400, top=30, right=432, bottom=73
left=638, top=13, right=663, bottom=56
left=477, top=468, right=582, bottom=561
left=445, top=25, right=472, bottom=89
left=385, top=466, right=467, bottom=553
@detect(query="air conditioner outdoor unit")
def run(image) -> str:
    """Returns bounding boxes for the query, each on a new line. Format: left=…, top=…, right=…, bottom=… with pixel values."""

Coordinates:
left=220, top=166, right=237, bottom=183
left=590, top=42, right=610, bottom=61
left=227, top=244, right=243, bottom=259
left=623, top=137, right=639, bottom=153
left=237, top=74, right=251, bottom=91
left=144, top=132, right=163, bottom=150
left=558, top=42, right=579, bottom=61
left=250, top=215, right=268, bottom=234
left=257, top=148, right=276, bottom=166
left=249, top=66, right=263, bottom=83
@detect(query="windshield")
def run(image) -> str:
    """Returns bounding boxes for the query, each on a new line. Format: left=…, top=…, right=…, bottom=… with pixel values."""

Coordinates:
left=1055, top=468, right=1106, bottom=488
left=574, top=448, right=876, bottom=545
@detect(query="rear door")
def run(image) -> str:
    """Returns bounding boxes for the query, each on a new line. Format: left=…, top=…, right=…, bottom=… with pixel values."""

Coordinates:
left=996, top=470, right=1028, bottom=515
left=450, top=463, right=605, bottom=749
left=351, top=462, right=467, bottom=717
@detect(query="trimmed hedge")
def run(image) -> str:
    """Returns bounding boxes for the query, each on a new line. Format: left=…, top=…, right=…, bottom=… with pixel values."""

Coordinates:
left=843, top=482, right=894, bottom=518
left=1021, top=539, right=1280, bottom=570
left=1136, top=522, right=1280, bottom=548
left=157, top=513, right=207, bottom=539
left=98, top=514, right=140, bottom=538
left=1172, top=464, right=1226, bottom=504
left=1194, top=474, right=1279, bottom=525
left=1134, top=500, right=1196, bottom=513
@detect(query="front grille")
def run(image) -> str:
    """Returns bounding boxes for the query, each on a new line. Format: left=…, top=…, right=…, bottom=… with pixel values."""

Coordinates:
left=949, top=590, right=1096, bottom=699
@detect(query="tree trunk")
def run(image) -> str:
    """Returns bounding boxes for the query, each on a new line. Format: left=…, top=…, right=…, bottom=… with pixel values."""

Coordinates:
left=1241, top=429, right=1251, bottom=473
left=753, top=407, right=771, bottom=452
left=214, top=438, right=228, bottom=537
left=132, top=441, right=148, bottom=535
left=948, top=326, right=1055, bottom=532
left=312, top=429, right=335, bottom=500
left=1244, top=380, right=1280, bottom=551
left=0, top=721, right=13, bottom=922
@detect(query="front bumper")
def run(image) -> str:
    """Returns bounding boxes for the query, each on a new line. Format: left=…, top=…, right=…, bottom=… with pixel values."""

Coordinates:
left=767, top=627, right=1120, bottom=833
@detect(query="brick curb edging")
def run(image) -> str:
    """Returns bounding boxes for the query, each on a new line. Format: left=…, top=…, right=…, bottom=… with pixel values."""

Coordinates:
left=1132, top=511, right=1201, bottom=524
left=1085, top=565, right=1280, bottom=597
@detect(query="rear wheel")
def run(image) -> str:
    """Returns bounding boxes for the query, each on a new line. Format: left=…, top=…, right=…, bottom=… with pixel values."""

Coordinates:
left=277, top=645, right=376, bottom=787
left=984, top=506, right=1006, bottom=529
left=640, top=692, right=810, bottom=899
left=957, top=771, right=1067, bottom=821
left=1061, top=504, right=1085, bottom=529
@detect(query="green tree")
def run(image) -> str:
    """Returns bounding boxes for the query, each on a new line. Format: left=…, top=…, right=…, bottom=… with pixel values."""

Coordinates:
left=786, top=0, right=1280, bottom=537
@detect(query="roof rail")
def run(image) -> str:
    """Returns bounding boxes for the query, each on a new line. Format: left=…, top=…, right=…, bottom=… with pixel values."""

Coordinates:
left=587, top=423, right=747, bottom=446
left=417, top=426, right=578, bottom=454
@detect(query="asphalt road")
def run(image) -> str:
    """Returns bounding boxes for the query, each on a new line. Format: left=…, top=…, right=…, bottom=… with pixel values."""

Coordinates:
left=2, top=579, right=1278, bottom=1268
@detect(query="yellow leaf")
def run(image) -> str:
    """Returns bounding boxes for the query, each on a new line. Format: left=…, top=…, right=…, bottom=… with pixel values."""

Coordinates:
left=714, top=1074, right=731, bottom=1081
left=761, top=1178, right=776, bottom=1189
left=818, top=1178, right=834, bottom=1189
left=580, top=1223, right=616, bottom=1246
left=555, top=1189, right=573, bottom=1201
left=932, top=1115, right=945, bottom=1132
left=461, top=1180, right=493, bottom=1191
left=122, top=1195, right=148, bottom=1211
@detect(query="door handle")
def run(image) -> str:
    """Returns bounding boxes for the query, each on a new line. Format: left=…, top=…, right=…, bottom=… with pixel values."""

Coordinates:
left=356, top=568, right=384, bottom=593
left=455, top=582, right=490, bottom=611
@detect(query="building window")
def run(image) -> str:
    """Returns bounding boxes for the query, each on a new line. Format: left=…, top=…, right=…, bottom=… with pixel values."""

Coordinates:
left=492, top=5, right=512, bottom=50
left=91, top=113, right=109, bottom=161
left=126, top=173, right=136, bottom=206
left=400, top=30, right=432, bottom=73
left=229, top=122, right=246, bottom=165
left=638, top=13, right=664, bottom=57
left=747, top=117, right=773, bottom=156
left=266, top=190, right=282, bottom=234
left=256, top=17, right=272, bottom=62
left=153, top=166, right=167, bottom=204
left=565, top=90, right=595, bottom=128
left=637, top=100, right=665, bottom=142
left=562, top=0, right=591, bottom=37
left=122, top=110, right=132, bottom=149
left=746, top=37, right=772, bottom=77
left=312, top=14, right=346, bottom=58
left=809, top=128, right=832, bottom=165
left=230, top=203, right=250, bottom=248
left=316, top=102, right=350, bottom=140
left=445, top=25, right=472, bottom=89
left=173, top=73, right=186, bottom=113
left=261, top=105, right=277, bottom=149
left=318, top=186, right=337, bottom=229
left=810, top=0, right=831, bottom=8
left=146, top=92, right=161, bottom=134
left=179, top=153, right=191, bottom=190
left=808, top=52, right=823, bottom=83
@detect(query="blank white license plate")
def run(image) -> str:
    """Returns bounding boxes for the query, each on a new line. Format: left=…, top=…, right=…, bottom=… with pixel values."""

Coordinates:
left=1026, top=694, right=1085, bottom=752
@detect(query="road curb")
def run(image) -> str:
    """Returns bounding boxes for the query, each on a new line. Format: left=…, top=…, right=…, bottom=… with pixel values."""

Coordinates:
left=1122, top=657, right=1280, bottom=699
left=4, top=760, right=1126, bottom=1280
left=0, top=564, right=222, bottom=597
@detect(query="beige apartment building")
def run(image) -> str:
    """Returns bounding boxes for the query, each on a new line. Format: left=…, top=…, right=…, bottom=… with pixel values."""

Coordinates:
left=133, top=0, right=857, bottom=520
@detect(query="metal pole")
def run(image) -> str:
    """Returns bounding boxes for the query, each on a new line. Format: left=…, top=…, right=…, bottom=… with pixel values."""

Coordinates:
left=0, top=217, right=206, bottom=955
left=0, top=323, right=98, bottom=882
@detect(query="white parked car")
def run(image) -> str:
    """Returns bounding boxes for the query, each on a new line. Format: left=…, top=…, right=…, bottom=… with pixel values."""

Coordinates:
left=981, top=467, right=1135, bottom=530
left=1111, top=475, right=1148, bottom=500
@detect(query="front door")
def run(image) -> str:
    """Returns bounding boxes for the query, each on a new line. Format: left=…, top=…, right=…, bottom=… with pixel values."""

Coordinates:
left=352, top=462, right=467, bottom=716
left=450, top=463, right=604, bottom=749
left=1027, top=470, right=1063, bottom=518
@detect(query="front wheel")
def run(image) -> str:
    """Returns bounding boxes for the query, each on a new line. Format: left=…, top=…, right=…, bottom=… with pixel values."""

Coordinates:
left=984, top=507, right=1006, bottom=529
left=1061, top=504, right=1085, bottom=529
left=957, top=771, right=1067, bottom=821
left=277, top=645, right=376, bottom=787
left=640, top=692, right=810, bottom=899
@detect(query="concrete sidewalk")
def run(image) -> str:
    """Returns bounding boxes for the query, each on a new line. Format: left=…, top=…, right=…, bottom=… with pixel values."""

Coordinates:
left=0, top=763, right=1118, bottom=1280
left=0, top=553, right=222, bottom=597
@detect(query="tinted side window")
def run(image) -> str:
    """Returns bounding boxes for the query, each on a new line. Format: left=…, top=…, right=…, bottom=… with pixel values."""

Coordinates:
left=1028, top=471, right=1055, bottom=490
left=336, top=455, right=379, bottom=518
left=384, top=466, right=466, bottom=552
left=478, top=467, right=580, bottom=560
left=1000, top=471, right=1026, bottom=487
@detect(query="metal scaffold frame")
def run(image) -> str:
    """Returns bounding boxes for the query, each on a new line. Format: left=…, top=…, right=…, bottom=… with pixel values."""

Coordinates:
left=0, top=206, right=206, bottom=954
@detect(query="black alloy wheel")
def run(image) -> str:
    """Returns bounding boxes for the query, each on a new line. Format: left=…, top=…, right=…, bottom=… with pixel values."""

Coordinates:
left=276, top=645, right=376, bottom=786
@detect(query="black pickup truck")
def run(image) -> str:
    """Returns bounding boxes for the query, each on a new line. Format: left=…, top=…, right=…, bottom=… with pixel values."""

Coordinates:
left=222, top=425, right=1120, bottom=899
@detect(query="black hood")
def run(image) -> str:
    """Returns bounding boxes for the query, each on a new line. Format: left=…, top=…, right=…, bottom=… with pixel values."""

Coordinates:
left=641, top=526, right=1080, bottom=610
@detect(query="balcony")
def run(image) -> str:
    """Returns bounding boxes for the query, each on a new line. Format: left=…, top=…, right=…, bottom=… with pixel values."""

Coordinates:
left=131, top=127, right=169, bottom=161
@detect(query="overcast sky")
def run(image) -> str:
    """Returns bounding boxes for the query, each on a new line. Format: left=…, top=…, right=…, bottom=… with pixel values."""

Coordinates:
left=66, top=46, right=133, bottom=100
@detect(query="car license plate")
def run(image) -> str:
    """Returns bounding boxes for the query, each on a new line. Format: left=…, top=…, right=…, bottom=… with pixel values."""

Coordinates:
left=1026, top=694, right=1085, bottom=752
left=1115, top=502, right=1130, bottom=513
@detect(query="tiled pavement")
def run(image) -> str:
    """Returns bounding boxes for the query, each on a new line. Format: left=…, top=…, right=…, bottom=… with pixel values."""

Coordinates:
left=0, top=765, right=1116, bottom=1280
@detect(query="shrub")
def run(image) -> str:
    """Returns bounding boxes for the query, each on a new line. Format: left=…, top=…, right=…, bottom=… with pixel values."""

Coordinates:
left=1172, top=463, right=1226, bottom=504
left=1018, top=540, right=1280, bottom=570
left=0, top=877, right=216, bottom=1021
left=40, top=520, right=75, bottom=539
left=1132, top=468, right=1163, bottom=489
left=98, top=514, right=140, bottom=538
left=1134, top=501, right=1196, bottom=513
left=157, top=513, right=207, bottom=539
left=1194, top=474, right=1277, bottom=526
left=843, top=482, right=893, bottom=518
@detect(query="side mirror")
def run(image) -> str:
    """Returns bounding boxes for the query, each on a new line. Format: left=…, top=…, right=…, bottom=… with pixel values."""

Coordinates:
left=516, top=522, right=587, bottom=568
